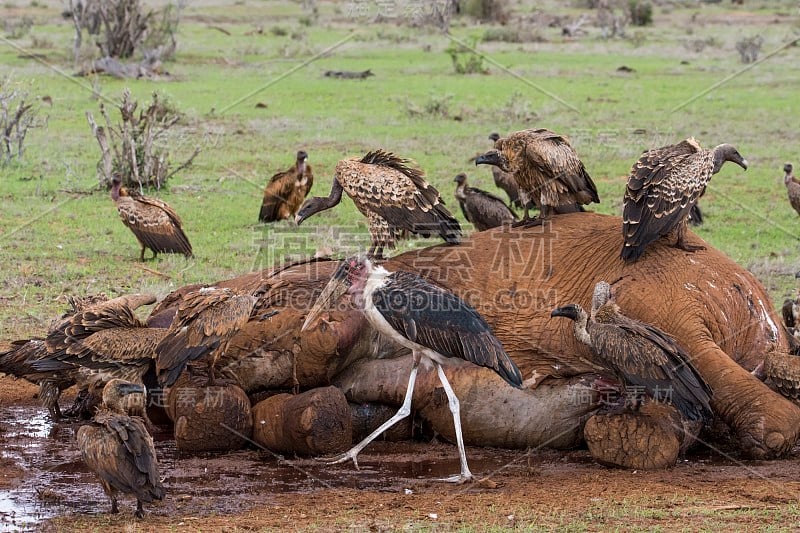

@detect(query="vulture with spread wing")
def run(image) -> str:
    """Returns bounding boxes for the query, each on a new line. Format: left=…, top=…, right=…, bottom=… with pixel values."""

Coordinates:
left=296, top=150, right=461, bottom=258
left=259, top=150, right=314, bottom=223
left=475, top=128, right=599, bottom=227
left=111, top=176, right=193, bottom=261
left=620, top=138, right=747, bottom=262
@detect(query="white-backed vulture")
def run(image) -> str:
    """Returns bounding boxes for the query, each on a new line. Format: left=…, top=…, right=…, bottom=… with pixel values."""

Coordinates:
left=453, top=172, right=517, bottom=231
left=77, top=379, right=164, bottom=518
left=295, top=150, right=461, bottom=258
left=474, top=128, right=599, bottom=227
left=259, top=150, right=314, bottom=223
left=784, top=163, right=800, bottom=216
left=620, top=138, right=747, bottom=262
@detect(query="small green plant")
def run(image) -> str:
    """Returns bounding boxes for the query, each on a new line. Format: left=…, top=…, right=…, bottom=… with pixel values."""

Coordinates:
left=628, top=0, right=653, bottom=26
left=445, top=36, right=488, bottom=75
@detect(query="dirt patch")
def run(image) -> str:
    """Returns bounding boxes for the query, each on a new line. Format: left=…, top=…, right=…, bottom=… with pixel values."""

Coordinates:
left=1, top=389, right=800, bottom=531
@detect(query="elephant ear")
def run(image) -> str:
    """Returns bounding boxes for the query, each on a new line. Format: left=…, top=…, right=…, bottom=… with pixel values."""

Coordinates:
left=621, top=139, right=711, bottom=261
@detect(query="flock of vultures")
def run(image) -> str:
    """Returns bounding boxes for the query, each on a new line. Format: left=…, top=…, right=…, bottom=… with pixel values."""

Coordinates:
left=4, top=127, right=799, bottom=518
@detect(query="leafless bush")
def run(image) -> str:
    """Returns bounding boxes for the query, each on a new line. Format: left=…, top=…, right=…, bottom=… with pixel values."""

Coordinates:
left=4, top=17, right=34, bottom=39
left=86, top=89, right=199, bottom=189
left=462, top=0, right=509, bottom=24
left=597, top=0, right=629, bottom=38
left=68, top=0, right=184, bottom=66
left=0, top=77, right=46, bottom=165
left=736, top=35, right=763, bottom=63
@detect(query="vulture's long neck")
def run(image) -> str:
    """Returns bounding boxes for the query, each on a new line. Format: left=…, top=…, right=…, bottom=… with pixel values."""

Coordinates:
left=296, top=158, right=306, bottom=175
left=571, top=306, right=592, bottom=347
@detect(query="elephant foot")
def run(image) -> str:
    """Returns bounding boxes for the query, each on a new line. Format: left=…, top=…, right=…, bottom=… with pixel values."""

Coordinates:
left=584, top=402, right=684, bottom=469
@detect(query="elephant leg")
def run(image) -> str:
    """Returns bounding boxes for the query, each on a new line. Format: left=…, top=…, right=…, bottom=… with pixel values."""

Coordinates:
left=692, top=338, right=800, bottom=458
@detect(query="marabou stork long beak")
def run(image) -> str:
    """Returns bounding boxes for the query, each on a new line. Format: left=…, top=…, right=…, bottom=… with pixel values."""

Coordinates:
left=301, top=263, right=351, bottom=332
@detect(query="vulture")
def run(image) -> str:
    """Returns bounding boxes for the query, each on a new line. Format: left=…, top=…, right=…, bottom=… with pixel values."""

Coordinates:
left=474, top=128, right=599, bottom=227
left=784, top=163, right=800, bottom=216
left=77, top=379, right=164, bottom=518
left=453, top=173, right=517, bottom=231
left=111, top=176, right=193, bottom=261
left=0, top=339, right=76, bottom=419
left=155, top=287, right=257, bottom=387
left=296, top=150, right=461, bottom=258
left=620, top=138, right=748, bottom=262
left=688, top=203, right=704, bottom=227
left=258, top=150, right=314, bottom=223
left=486, top=132, right=522, bottom=209
left=551, top=281, right=713, bottom=422
left=303, top=255, right=522, bottom=483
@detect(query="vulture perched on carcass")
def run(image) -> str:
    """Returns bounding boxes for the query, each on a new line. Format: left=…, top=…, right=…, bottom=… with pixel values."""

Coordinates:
left=155, top=287, right=257, bottom=387
left=77, top=379, right=164, bottom=518
left=620, top=138, right=748, bottom=262
left=453, top=173, right=516, bottom=231
left=296, top=150, right=461, bottom=258
left=551, top=281, right=713, bottom=423
left=258, top=150, right=314, bottom=223
left=486, top=132, right=522, bottom=209
left=111, top=176, right=193, bottom=261
left=474, top=128, right=599, bottom=227
left=783, top=163, right=800, bottom=216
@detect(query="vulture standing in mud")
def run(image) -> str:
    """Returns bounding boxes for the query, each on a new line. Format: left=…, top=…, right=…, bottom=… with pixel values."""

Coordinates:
left=0, top=339, right=76, bottom=419
left=475, top=128, right=599, bottom=227
left=551, top=281, right=713, bottom=423
left=77, top=379, right=164, bottom=518
left=296, top=150, right=461, bottom=258
left=258, top=150, right=314, bottom=223
left=486, top=132, right=522, bottom=209
left=156, top=287, right=257, bottom=387
left=303, top=255, right=523, bottom=483
left=783, top=163, right=800, bottom=216
left=453, top=173, right=517, bottom=231
left=620, top=138, right=748, bottom=262
left=111, top=176, right=193, bottom=261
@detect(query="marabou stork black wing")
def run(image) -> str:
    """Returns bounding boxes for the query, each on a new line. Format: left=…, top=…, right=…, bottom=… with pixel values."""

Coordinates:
left=77, top=412, right=164, bottom=502
left=621, top=139, right=711, bottom=261
left=589, top=317, right=712, bottom=421
left=372, top=271, right=522, bottom=387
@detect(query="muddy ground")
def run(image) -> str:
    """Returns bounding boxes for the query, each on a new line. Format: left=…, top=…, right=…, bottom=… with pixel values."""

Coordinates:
left=1, top=378, right=800, bottom=531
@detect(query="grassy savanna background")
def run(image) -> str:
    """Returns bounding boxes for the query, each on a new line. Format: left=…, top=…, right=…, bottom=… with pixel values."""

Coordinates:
left=1, top=0, right=800, bottom=529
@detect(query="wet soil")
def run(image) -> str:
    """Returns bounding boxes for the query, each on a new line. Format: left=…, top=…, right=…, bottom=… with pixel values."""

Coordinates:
left=2, top=377, right=800, bottom=531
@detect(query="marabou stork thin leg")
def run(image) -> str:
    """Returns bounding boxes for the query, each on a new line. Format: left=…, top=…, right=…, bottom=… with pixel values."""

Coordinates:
left=434, top=363, right=474, bottom=483
left=327, top=356, right=420, bottom=469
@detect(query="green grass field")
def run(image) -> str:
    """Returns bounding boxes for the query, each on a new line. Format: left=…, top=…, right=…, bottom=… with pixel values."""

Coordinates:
left=0, top=0, right=798, bottom=340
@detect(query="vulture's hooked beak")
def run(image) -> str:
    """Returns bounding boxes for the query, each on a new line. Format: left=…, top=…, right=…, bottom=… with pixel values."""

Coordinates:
left=550, top=305, right=580, bottom=321
left=301, top=264, right=351, bottom=331
left=738, top=158, right=749, bottom=171
left=474, top=150, right=510, bottom=172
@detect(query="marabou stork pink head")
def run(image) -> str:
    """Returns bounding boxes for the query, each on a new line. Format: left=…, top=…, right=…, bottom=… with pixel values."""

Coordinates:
left=301, top=255, right=371, bottom=331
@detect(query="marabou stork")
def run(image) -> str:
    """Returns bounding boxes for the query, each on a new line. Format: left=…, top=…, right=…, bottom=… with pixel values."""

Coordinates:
left=259, top=150, right=314, bottom=223
left=475, top=128, right=599, bottom=227
left=302, top=255, right=523, bottom=483
left=620, top=138, right=748, bottom=262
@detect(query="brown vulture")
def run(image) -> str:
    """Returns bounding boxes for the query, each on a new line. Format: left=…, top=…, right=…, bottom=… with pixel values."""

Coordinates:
left=486, top=132, right=522, bottom=209
left=551, top=281, right=713, bottom=422
left=258, top=150, right=314, bottom=223
left=620, top=138, right=748, bottom=262
left=783, top=163, right=800, bottom=216
left=77, top=379, right=164, bottom=518
left=474, top=128, right=599, bottom=227
left=0, top=339, right=76, bottom=419
left=687, top=203, right=704, bottom=227
left=453, top=173, right=517, bottom=231
left=111, top=176, right=193, bottom=261
left=155, top=287, right=257, bottom=387
left=296, top=150, right=461, bottom=258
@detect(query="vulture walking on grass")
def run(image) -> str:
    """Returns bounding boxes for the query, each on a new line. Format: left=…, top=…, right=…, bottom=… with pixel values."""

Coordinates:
left=259, top=150, right=314, bottom=223
left=155, top=287, right=257, bottom=387
left=620, top=138, right=748, bottom=262
left=296, top=150, right=461, bottom=258
left=111, top=176, right=193, bottom=261
left=783, top=163, right=800, bottom=216
left=551, top=281, right=713, bottom=423
left=475, top=128, right=599, bottom=227
left=77, top=379, right=164, bottom=518
left=453, top=173, right=517, bottom=231
left=303, top=255, right=522, bottom=483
